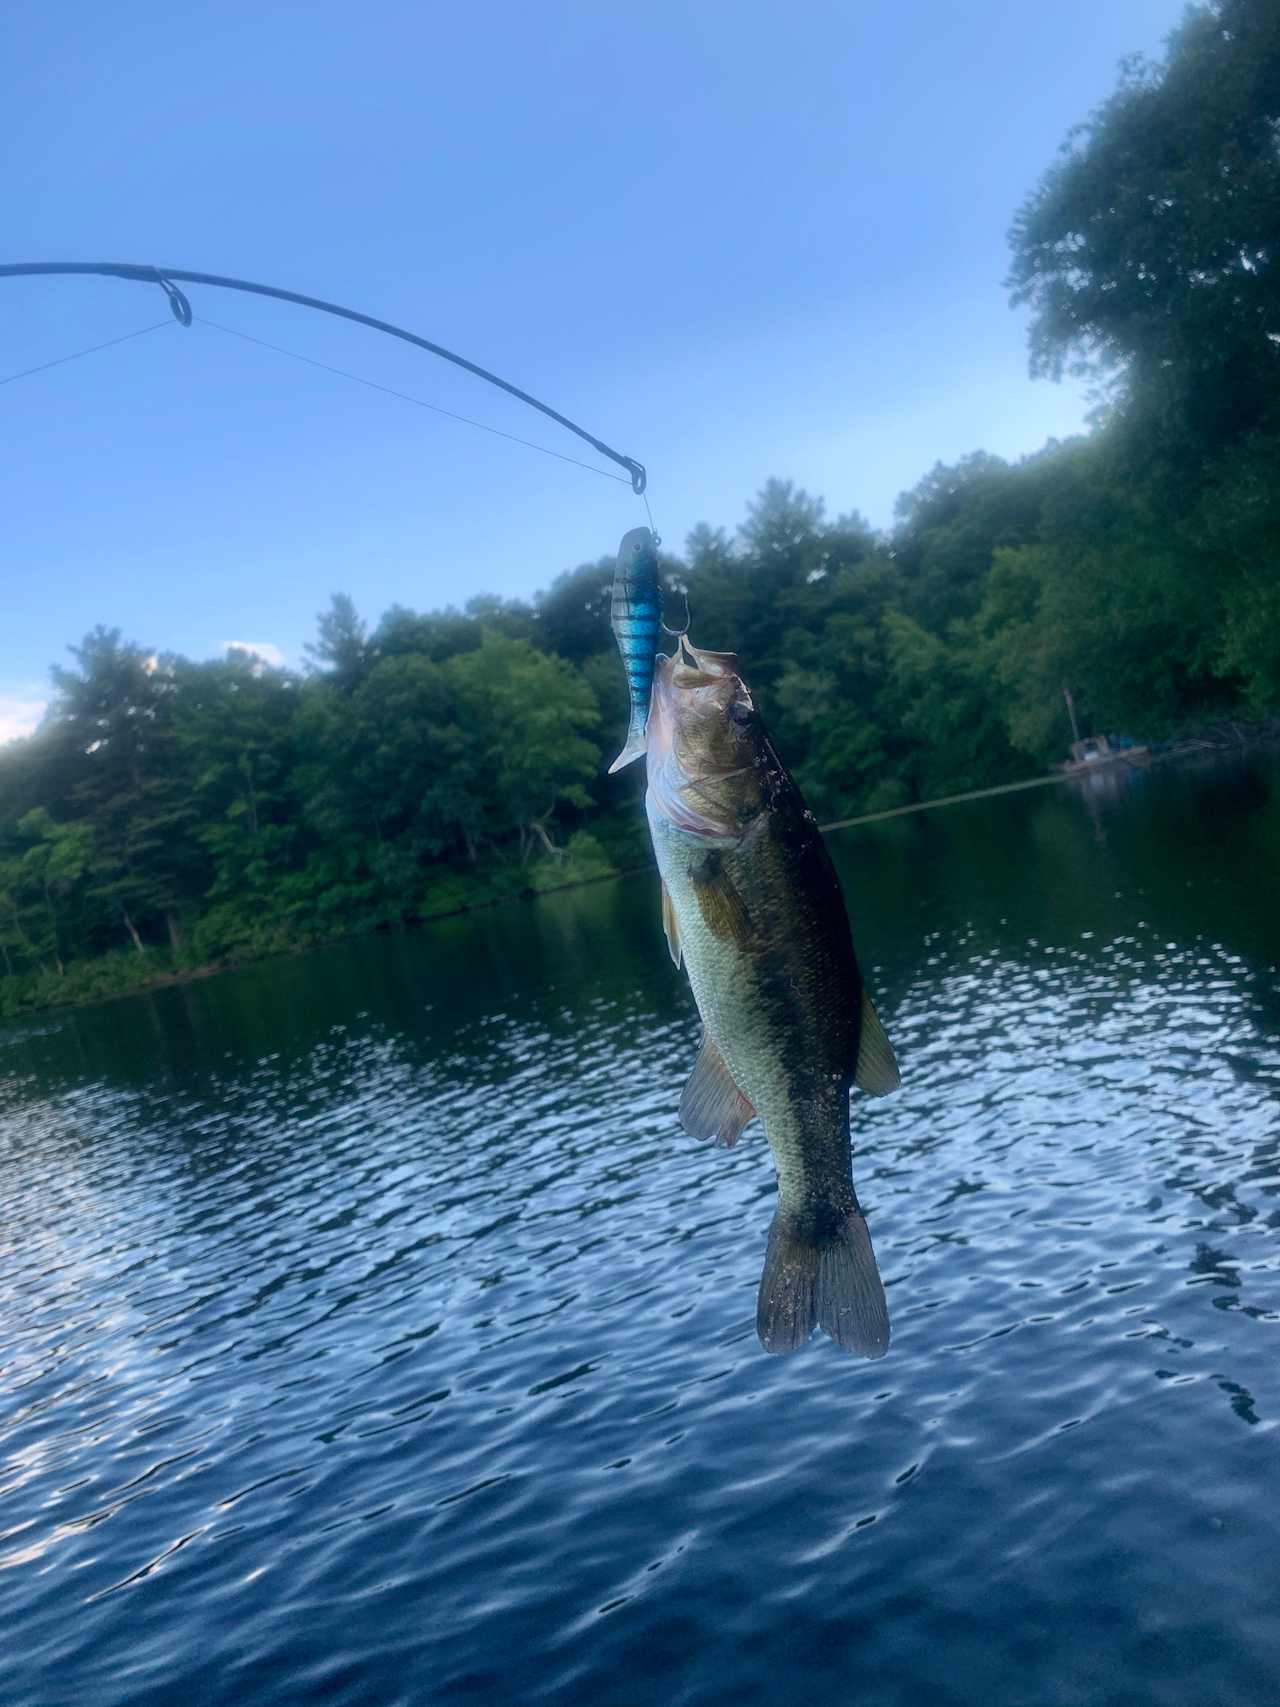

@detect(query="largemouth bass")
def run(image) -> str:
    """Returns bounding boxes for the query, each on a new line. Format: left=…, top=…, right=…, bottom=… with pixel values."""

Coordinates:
left=607, top=526, right=663, bottom=774
left=646, top=640, right=900, bottom=1356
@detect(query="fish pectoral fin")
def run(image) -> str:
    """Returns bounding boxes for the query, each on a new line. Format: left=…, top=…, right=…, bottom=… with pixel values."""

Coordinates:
left=661, top=880, right=682, bottom=969
left=690, top=855, right=752, bottom=947
left=854, top=990, right=900, bottom=1096
left=679, top=1031, right=755, bottom=1147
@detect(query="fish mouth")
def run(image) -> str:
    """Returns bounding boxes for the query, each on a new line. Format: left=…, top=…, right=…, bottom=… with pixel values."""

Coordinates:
left=674, top=638, right=741, bottom=683
left=646, top=646, right=756, bottom=838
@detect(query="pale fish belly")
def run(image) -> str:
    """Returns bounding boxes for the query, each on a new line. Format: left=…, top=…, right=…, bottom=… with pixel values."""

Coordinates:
left=646, top=808, right=838, bottom=1175
left=647, top=802, right=889, bottom=1356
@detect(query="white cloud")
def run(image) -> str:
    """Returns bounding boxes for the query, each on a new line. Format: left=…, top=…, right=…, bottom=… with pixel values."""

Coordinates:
left=0, top=697, right=46, bottom=746
left=223, top=640, right=287, bottom=669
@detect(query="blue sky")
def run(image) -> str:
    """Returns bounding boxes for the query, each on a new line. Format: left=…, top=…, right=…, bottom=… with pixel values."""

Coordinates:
left=2, top=0, right=1187, bottom=739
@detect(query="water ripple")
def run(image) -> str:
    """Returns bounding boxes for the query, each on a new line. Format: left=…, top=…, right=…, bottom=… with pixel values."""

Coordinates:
left=3, top=760, right=1280, bottom=1706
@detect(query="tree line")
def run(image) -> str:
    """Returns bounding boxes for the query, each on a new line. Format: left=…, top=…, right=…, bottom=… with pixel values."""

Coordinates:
left=2, top=0, right=1276, bottom=1015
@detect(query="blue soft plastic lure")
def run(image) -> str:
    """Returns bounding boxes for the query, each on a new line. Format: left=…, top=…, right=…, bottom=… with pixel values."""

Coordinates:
left=607, top=526, right=663, bottom=774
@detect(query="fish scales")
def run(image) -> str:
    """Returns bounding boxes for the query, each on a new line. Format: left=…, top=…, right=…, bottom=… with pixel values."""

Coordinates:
left=645, top=641, right=899, bottom=1357
left=652, top=811, right=857, bottom=1186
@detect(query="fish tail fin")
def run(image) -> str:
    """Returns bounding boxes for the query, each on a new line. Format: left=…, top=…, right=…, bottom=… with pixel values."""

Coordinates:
left=756, top=1206, right=889, bottom=1358
left=607, top=714, right=648, bottom=775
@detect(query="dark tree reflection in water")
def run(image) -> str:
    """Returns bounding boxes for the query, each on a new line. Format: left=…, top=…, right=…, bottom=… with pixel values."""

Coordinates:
left=2, top=753, right=1279, bottom=1707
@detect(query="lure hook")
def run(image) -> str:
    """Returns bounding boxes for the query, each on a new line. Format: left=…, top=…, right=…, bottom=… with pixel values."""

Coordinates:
left=662, top=583, right=691, bottom=638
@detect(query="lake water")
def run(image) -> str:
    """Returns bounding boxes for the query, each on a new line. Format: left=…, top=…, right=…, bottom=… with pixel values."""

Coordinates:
left=3, top=753, right=1280, bottom=1707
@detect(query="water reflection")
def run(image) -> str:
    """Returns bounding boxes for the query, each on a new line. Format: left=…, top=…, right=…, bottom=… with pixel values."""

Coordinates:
left=2, top=753, right=1279, bottom=1707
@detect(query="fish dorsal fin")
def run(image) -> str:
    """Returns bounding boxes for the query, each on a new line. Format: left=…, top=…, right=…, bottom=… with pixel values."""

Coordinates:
left=661, top=880, right=681, bottom=969
left=679, top=1031, right=756, bottom=1147
left=854, top=990, right=900, bottom=1097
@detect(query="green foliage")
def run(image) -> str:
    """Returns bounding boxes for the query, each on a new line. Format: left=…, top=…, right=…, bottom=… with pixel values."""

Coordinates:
left=444, top=633, right=601, bottom=860
left=1008, top=0, right=1280, bottom=450
left=525, top=830, right=618, bottom=894
left=3, top=3, right=1278, bottom=1012
left=0, top=946, right=173, bottom=1020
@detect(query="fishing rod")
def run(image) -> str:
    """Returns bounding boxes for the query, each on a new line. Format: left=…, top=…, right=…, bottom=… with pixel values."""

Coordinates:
left=0, top=259, right=647, bottom=494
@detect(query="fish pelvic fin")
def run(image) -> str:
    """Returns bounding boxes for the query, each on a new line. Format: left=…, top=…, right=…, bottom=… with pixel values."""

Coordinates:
left=756, top=1206, right=889, bottom=1358
left=660, top=881, right=682, bottom=969
left=607, top=715, right=648, bottom=775
left=854, top=990, right=900, bottom=1097
left=679, top=1030, right=754, bottom=1146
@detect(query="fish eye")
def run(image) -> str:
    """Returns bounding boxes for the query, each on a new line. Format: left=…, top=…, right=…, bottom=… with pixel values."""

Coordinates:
left=727, top=701, right=754, bottom=727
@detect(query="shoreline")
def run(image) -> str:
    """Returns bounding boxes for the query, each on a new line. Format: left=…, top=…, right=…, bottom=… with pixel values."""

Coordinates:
left=0, top=861, right=657, bottom=1022
left=4, top=735, right=1274, bottom=1025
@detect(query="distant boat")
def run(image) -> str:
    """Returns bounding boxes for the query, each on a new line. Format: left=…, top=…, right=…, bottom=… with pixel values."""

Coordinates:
left=1058, top=686, right=1149, bottom=774
left=1059, top=734, right=1151, bottom=775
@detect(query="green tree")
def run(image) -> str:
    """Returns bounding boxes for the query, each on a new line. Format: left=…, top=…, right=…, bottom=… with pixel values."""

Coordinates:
left=305, top=594, right=374, bottom=692
left=47, top=629, right=206, bottom=954
left=178, top=652, right=302, bottom=944
left=881, top=612, right=1019, bottom=798
left=534, top=557, right=615, bottom=666
left=9, top=809, right=93, bottom=976
left=1008, top=0, right=1280, bottom=450
left=445, top=634, right=601, bottom=861
left=893, top=452, right=1049, bottom=631
left=349, top=654, right=487, bottom=864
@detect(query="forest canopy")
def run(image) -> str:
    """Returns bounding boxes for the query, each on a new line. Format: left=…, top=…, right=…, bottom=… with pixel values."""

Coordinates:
left=2, top=0, right=1277, bottom=1015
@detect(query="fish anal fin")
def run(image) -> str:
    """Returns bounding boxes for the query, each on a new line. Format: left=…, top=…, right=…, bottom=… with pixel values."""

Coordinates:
left=661, top=880, right=682, bottom=969
left=854, top=990, right=900, bottom=1097
left=691, top=855, right=752, bottom=947
left=679, top=1031, right=755, bottom=1147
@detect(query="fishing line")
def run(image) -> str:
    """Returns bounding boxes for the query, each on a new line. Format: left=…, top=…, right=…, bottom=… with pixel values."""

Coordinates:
left=195, top=315, right=633, bottom=485
left=0, top=319, right=174, bottom=388
left=640, top=492, right=690, bottom=636
left=0, top=260, right=648, bottom=492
